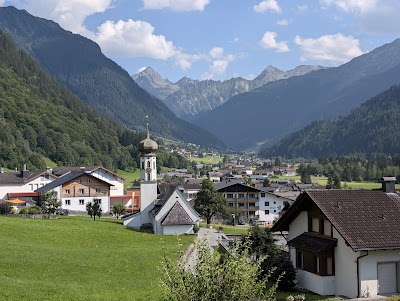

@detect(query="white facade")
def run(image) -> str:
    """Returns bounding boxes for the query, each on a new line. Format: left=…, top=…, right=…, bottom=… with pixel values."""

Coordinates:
left=286, top=209, right=400, bottom=298
left=61, top=196, right=110, bottom=213
left=91, top=169, right=124, bottom=197
left=140, top=155, right=157, bottom=182
left=257, top=192, right=290, bottom=224
left=0, top=173, right=56, bottom=199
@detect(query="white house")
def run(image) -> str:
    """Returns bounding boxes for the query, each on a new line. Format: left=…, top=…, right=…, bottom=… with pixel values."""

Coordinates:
left=272, top=177, right=400, bottom=298
left=36, top=171, right=112, bottom=213
left=123, top=128, right=200, bottom=235
left=0, top=167, right=57, bottom=201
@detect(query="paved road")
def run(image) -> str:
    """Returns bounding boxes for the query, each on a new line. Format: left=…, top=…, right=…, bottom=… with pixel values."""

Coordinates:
left=184, top=227, right=225, bottom=270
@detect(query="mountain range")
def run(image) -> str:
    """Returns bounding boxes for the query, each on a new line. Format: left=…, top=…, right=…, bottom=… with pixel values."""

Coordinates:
left=0, top=6, right=224, bottom=149
left=260, top=84, right=400, bottom=158
left=133, top=65, right=324, bottom=120
left=193, top=38, right=400, bottom=151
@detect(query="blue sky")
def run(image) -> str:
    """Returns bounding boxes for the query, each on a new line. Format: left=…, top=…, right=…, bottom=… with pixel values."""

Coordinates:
left=1, top=0, right=400, bottom=82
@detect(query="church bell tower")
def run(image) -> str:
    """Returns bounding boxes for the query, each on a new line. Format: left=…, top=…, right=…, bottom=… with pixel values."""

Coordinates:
left=138, top=116, right=158, bottom=223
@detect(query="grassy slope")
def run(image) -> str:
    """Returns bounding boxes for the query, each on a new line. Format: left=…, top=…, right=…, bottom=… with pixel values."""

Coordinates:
left=190, top=156, right=222, bottom=165
left=117, top=169, right=140, bottom=188
left=0, top=216, right=193, bottom=301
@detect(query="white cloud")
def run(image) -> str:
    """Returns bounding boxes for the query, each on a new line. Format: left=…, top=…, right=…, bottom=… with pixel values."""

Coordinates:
left=142, top=0, right=210, bottom=11
left=277, top=19, right=289, bottom=26
left=296, top=4, right=309, bottom=13
left=253, top=0, right=281, bottom=13
left=321, top=0, right=400, bottom=34
left=138, top=67, right=147, bottom=73
left=259, top=31, right=289, bottom=53
left=295, top=33, right=363, bottom=64
left=96, top=19, right=178, bottom=59
left=202, top=47, right=235, bottom=79
left=17, top=0, right=113, bottom=38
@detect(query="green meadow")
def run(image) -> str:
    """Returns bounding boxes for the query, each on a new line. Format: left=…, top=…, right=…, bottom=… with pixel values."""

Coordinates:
left=0, top=216, right=193, bottom=301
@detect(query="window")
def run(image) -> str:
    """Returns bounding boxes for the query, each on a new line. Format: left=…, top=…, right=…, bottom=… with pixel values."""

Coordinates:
left=248, top=193, right=255, bottom=198
left=238, top=193, right=245, bottom=198
left=79, top=199, right=84, bottom=205
left=65, top=200, right=70, bottom=205
left=226, top=194, right=234, bottom=198
left=86, top=179, right=91, bottom=183
left=79, top=189, right=84, bottom=194
left=274, top=210, right=276, bottom=213
left=265, top=210, right=270, bottom=214
left=265, top=201, right=270, bottom=206
left=65, top=189, right=70, bottom=194
left=249, top=211, right=255, bottom=216
left=238, top=203, right=245, bottom=207
left=249, top=202, right=255, bottom=207
left=97, top=199, right=102, bottom=204
left=44, top=174, right=49, bottom=180
left=95, top=188, right=101, bottom=193
left=141, top=162, right=144, bottom=169
left=273, top=201, right=276, bottom=204
left=147, top=161, right=151, bottom=168
left=77, top=179, right=81, bottom=184
left=261, top=193, right=265, bottom=197
left=296, top=250, right=334, bottom=276
left=229, top=203, right=234, bottom=207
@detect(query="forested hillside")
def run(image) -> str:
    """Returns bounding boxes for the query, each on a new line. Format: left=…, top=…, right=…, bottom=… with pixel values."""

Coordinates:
left=0, top=31, right=140, bottom=170
left=0, top=6, right=224, bottom=149
left=260, top=85, right=400, bottom=158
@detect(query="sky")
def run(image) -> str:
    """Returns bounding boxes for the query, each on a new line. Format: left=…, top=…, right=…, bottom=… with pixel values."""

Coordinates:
left=1, top=0, right=400, bottom=82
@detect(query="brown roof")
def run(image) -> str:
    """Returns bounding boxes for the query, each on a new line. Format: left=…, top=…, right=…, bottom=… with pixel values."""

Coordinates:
left=161, top=201, right=194, bottom=225
left=288, top=232, right=337, bottom=253
left=272, top=189, right=400, bottom=251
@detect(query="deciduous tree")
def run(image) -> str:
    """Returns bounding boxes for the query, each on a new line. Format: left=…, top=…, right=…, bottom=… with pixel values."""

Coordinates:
left=86, top=198, right=102, bottom=221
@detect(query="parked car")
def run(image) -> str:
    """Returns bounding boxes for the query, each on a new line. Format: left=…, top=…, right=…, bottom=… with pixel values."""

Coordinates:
left=58, top=209, right=69, bottom=216
left=237, top=219, right=246, bottom=225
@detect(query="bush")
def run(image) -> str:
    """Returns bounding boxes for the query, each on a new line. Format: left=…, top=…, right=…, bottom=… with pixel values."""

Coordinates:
left=0, top=202, right=12, bottom=214
left=28, top=206, right=41, bottom=215
left=261, top=250, right=296, bottom=290
left=11, top=208, right=18, bottom=215
left=193, top=224, right=200, bottom=233
left=387, top=295, right=400, bottom=301
left=19, top=208, right=28, bottom=214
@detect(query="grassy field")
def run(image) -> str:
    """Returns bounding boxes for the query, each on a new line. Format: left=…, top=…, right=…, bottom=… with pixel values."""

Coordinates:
left=42, top=156, right=57, bottom=168
left=272, top=175, right=393, bottom=190
left=276, top=291, right=342, bottom=301
left=190, top=156, right=222, bottom=165
left=0, top=216, right=193, bottom=301
left=116, top=169, right=140, bottom=188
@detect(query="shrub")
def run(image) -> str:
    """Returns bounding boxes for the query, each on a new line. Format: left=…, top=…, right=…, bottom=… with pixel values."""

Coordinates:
left=387, top=295, right=400, bottom=301
left=261, top=250, right=296, bottom=290
left=286, top=295, right=294, bottom=301
left=193, top=224, right=200, bottom=233
left=28, top=206, right=41, bottom=215
left=11, top=208, right=18, bottom=215
left=0, top=202, right=12, bottom=214
left=19, top=208, right=28, bottom=214
left=294, top=294, right=305, bottom=301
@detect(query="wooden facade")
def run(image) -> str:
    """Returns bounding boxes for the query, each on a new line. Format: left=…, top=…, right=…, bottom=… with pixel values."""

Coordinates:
left=61, top=174, right=110, bottom=198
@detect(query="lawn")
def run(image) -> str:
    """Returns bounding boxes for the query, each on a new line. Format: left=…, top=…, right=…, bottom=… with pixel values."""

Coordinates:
left=190, top=156, right=222, bottom=165
left=276, top=291, right=342, bottom=301
left=272, top=175, right=396, bottom=190
left=0, top=216, right=194, bottom=301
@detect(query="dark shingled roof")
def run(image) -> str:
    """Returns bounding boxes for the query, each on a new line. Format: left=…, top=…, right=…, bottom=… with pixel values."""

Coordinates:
left=0, top=171, right=52, bottom=184
left=161, top=201, right=194, bottom=225
left=288, top=232, right=337, bottom=253
left=273, top=189, right=400, bottom=251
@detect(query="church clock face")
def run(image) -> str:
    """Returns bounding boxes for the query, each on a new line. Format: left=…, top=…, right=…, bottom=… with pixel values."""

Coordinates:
left=145, top=167, right=152, bottom=173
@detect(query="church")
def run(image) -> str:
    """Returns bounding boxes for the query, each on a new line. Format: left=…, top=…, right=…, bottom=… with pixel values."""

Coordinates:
left=122, top=124, right=200, bottom=235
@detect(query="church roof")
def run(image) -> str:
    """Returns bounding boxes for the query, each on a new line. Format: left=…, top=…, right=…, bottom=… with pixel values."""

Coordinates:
left=161, top=201, right=194, bottom=225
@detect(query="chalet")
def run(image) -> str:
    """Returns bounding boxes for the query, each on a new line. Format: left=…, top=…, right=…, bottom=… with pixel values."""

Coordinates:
left=36, top=171, right=112, bottom=213
left=123, top=128, right=200, bottom=235
left=272, top=177, right=400, bottom=298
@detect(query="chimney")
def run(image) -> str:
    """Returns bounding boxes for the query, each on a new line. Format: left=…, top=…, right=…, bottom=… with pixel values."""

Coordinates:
left=80, top=166, right=85, bottom=171
left=21, top=164, right=29, bottom=178
left=46, top=166, right=53, bottom=174
left=382, top=177, right=396, bottom=193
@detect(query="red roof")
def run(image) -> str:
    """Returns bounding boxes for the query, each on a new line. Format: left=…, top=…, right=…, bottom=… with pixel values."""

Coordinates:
left=8, top=192, right=40, bottom=197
